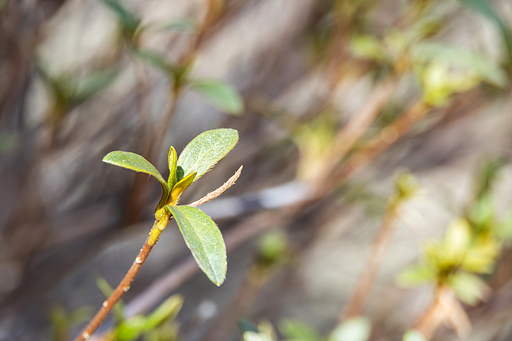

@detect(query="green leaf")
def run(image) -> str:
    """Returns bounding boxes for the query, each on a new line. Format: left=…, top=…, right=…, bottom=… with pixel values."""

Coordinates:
left=72, top=68, right=118, bottom=105
left=412, top=43, right=507, bottom=87
left=403, top=330, right=427, bottom=341
left=176, top=128, right=238, bottom=182
left=168, top=146, right=178, bottom=190
left=133, top=49, right=179, bottom=77
left=155, top=17, right=196, bottom=32
left=329, top=317, right=371, bottom=341
left=243, top=332, right=273, bottom=341
left=279, top=319, right=320, bottom=341
left=103, top=0, right=140, bottom=33
left=115, top=315, right=147, bottom=341
left=103, top=151, right=169, bottom=195
left=190, top=79, right=244, bottom=115
left=144, top=295, right=183, bottom=330
left=443, top=218, right=471, bottom=263
left=168, top=172, right=196, bottom=206
left=447, top=271, right=487, bottom=305
left=396, top=265, right=436, bottom=287
left=166, top=205, right=227, bottom=285
left=350, top=34, right=387, bottom=61
left=238, top=320, right=260, bottom=334
left=457, top=0, right=512, bottom=71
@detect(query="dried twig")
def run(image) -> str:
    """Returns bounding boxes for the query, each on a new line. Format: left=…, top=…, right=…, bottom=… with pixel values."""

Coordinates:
left=189, top=165, right=243, bottom=207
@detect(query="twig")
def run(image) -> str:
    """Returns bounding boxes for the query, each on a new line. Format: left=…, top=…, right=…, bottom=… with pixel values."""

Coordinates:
left=73, top=167, right=243, bottom=341
left=189, top=165, right=243, bottom=207
left=74, top=219, right=167, bottom=341
left=413, top=285, right=471, bottom=340
left=342, top=206, right=400, bottom=320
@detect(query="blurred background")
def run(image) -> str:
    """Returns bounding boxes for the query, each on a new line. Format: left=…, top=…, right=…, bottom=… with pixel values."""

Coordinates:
left=1, top=0, right=512, bottom=340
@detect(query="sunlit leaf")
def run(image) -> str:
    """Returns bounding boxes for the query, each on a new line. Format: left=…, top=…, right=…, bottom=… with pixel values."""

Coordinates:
left=447, top=271, right=487, bottom=305
left=177, top=128, right=238, bottom=182
left=329, top=317, right=371, bottom=341
left=350, top=34, right=387, bottom=61
left=461, top=236, right=499, bottom=273
left=257, top=231, right=288, bottom=264
left=168, top=172, right=196, bottom=206
left=413, top=43, right=507, bottom=87
left=497, top=206, right=512, bottom=240
left=279, top=319, right=320, bottom=341
left=443, top=219, right=471, bottom=263
left=144, top=295, right=183, bottom=330
left=103, top=151, right=169, bottom=194
left=168, top=146, right=178, bottom=190
left=396, top=265, right=436, bottom=287
left=403, top=330, right=427, bottom=341
left=243, top=331, right=273, bottom=341
left=190, top=79, right=244, bottom=115
left=115, top=315, right=147, bottom=341
left=166, top=205, right=227, bottom=285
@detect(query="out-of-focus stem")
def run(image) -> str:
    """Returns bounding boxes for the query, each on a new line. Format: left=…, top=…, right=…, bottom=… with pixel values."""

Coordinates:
left=342, top=205, right=400, bottom=320
left=149, top=86, right=180, bottom=164
left=73, top=218, right=168, bottom=341
left=413, top=285, right=471, bottom=340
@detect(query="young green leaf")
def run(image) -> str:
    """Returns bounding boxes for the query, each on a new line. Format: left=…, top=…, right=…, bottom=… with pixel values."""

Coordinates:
left=328, top=317, right=371, bottom=341
left=115, top=315, right=147, bottom=341
left=403, top=330, right=427, bottom=341
left=412, top=43, right=507, bottom=87
left=168, top=146, right=178, bottom=190
left=133, top=49, right=179, bottom=77
left=177, top=128, right=238, bottom=182
left=144, top=295, right=183, bottom=330
left=448, top=271, right=487, bottom=305
left=279, top=319, right=320, bottom=341
left=165, top=205, right=227, bottom=285
left=168, top=172, right=196, bottom=206
left=103, top=0, right=140, bottom=34
left=103, top=151, right=169, bottom=194
left=396, top=265, right=436, bottom=287
left=190, top=79, right=244, bottom=115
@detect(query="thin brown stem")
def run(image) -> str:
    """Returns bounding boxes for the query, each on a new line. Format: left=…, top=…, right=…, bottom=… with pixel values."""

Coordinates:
left=74, top=219, right=166, bottom=341
left=413, top=285, right=471, bottom=340
left=342, top=206, right=399, bottom=320
left=189, top=165, right=243, bottom=207
left=74, top=168, right=242, bottom=341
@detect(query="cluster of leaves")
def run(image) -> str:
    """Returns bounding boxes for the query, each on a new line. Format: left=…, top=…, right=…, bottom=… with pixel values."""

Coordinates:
left=398, top=160, right=512, bottom=306
left=37, top=66, right=118, bottom=127
left=103, top=128, right=239, bottom=285
left=104, top=0, right=244, bottom=115
left=349, top=0, right=511, bottom=107
left=239, top=317, right=371, bottom=341
left=97, top=277, right=183, bottom=341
